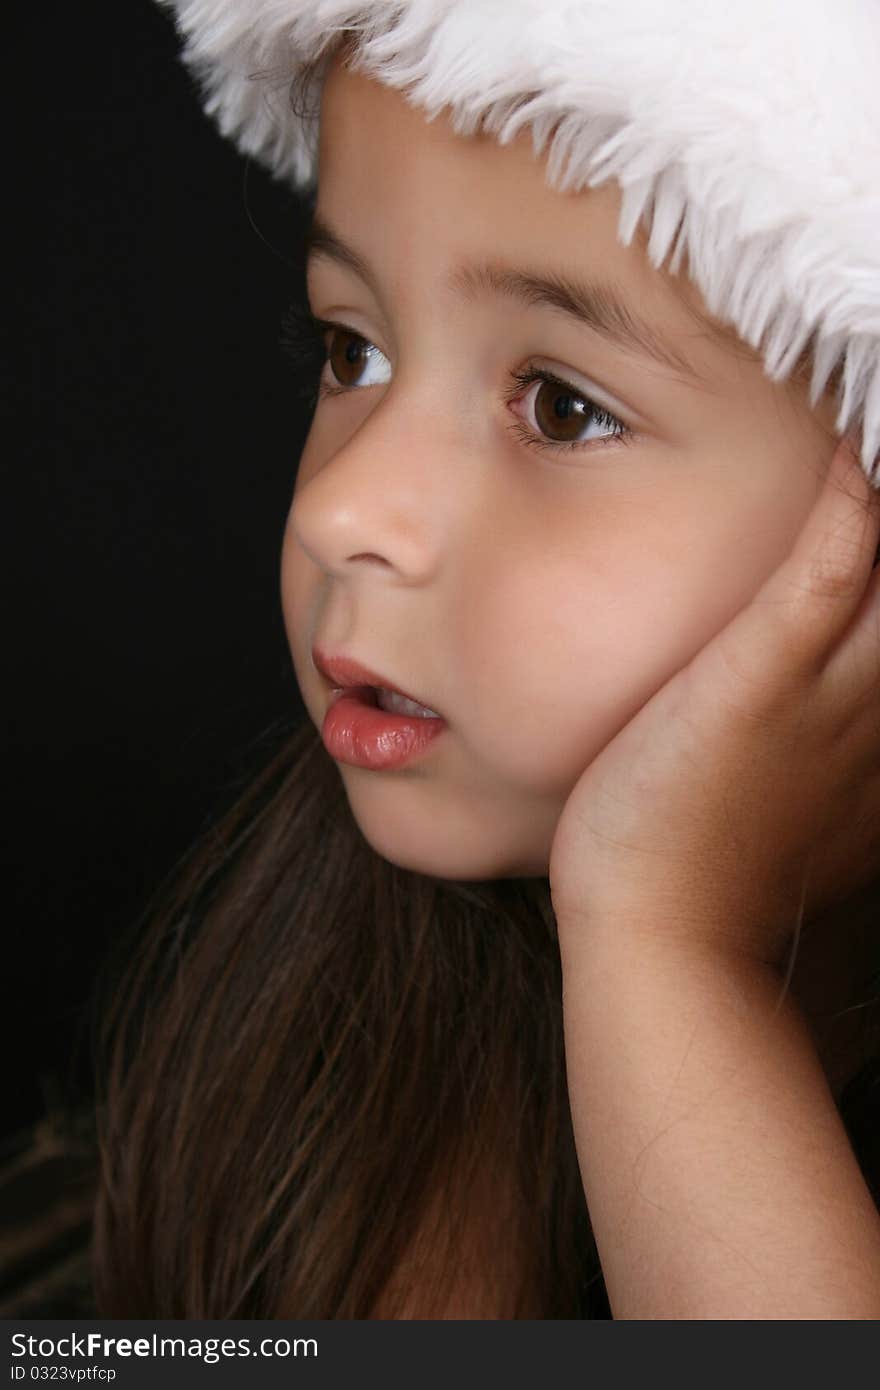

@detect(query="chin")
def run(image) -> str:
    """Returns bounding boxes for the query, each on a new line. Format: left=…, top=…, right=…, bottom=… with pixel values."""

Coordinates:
left=344, top=786, right=549, bottom=883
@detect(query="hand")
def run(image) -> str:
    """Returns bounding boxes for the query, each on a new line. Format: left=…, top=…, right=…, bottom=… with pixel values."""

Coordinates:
left=549, top=436, right=880, bottom=968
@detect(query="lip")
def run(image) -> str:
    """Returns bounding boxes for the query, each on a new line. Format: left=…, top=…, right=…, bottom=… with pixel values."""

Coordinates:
left=312, top=645, right=442, bottom=715
left=320, top=689, right=447, bottom=770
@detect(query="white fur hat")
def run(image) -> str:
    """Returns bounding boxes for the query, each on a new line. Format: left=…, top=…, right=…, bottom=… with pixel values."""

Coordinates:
left=159, top=0, right=880, bottom=481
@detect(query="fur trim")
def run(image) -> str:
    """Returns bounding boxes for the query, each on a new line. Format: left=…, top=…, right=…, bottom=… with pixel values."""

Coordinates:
left=159, top=0, right=880, bottom=480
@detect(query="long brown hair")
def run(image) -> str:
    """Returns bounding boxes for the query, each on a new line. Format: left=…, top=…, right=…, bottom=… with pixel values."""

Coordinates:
left=91, top=716, right=604, bottom=1317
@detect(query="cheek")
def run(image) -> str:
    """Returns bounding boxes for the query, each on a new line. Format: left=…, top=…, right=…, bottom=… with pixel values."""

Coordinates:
left=455, top=554, right=656, bottom=790
left=279, top=433, right=336, bottom=657
left=280, top=502, right=319, bottom=661
left=457, top=511, right=760, bottom=795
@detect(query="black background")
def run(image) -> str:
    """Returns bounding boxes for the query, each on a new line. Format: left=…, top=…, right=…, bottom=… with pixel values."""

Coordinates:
left=8, top=2, right=313, bottom=1140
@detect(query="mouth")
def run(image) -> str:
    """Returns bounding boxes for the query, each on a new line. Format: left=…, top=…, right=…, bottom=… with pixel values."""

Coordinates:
left=312, top=647, right=443, bottom=720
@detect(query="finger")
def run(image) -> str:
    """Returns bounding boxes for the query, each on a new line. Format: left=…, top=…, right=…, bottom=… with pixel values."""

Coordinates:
left=749, top=435, right=880, bottom=679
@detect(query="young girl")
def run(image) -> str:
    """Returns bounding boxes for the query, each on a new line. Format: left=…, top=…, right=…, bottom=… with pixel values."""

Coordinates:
left=92, top=0, right=880, bottom=1317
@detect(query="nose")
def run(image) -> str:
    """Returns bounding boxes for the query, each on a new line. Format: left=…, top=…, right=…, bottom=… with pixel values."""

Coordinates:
left=289, top=394, right=464, bottom=583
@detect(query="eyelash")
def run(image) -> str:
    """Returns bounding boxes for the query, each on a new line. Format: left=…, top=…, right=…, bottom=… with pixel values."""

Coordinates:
left=279, top=300, right=634, bottom=458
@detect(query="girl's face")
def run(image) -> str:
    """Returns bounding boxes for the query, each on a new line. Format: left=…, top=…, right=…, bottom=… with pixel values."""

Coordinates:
left=281, top=56, right=839, bottom=880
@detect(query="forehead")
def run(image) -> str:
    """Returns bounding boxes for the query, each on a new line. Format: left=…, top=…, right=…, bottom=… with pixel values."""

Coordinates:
left=315, top=56, right=768, bottom=395
left=317, top=60, right=741, bottom=371
left=317, top=58, right=684, bottom=305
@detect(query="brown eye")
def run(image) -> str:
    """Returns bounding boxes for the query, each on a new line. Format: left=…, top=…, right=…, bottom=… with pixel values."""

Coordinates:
left=326, top=329, right=390, bottom=390
left=509, top=367, right=628, bottom=453
left=328, top=329, right=367, bottom=386
left=532, top=379, right=601, bottom=444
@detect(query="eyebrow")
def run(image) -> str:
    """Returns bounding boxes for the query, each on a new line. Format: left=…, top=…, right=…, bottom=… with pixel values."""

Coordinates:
left=304, top=212, right=708, bottom=382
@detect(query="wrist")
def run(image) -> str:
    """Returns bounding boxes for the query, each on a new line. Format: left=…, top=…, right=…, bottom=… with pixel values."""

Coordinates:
left=554, top=885, right=797, bottom=975
left=556, top=914, right=792, bottom=1006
